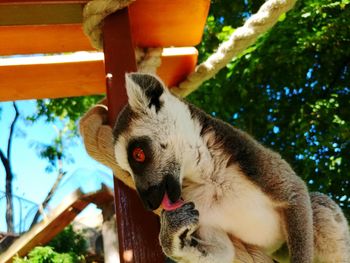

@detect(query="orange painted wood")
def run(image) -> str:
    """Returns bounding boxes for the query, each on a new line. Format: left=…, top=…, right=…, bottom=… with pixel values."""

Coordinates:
left=0, top=60, right=105, bottom=101
left=0, top=0, right=209, bottom=55
left=103, top=9, right=165, bottom=263
left=0, top=0, right=85, bottom=3
left=0, top=25, right=92, bottom=56
left=0, top=51, right=197, bottom=101
left=129, top=0, right=210, bottom=47
left=158, top=50, right=198, bottom=88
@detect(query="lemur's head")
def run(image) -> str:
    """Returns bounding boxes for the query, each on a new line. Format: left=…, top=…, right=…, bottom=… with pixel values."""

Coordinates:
left=113, top=73, right=198, bottom=211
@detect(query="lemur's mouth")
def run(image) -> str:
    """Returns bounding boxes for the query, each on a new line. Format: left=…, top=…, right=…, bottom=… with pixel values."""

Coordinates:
left=137, top=175, right=181, bottom=211
left=161, top=193, right=184, bottom=211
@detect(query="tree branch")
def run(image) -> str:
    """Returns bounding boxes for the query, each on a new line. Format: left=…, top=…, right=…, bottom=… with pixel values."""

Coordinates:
left=2, top=102, right=20, bottom=233
left=0, top=149, right=10, bottom=176
left=30, top=155, right=66, bottom=228
left=0, top=149, right=7, bottom=166
left=7, top=102, right=19, bottom=163
left=30, top=170, right=66, bottom=228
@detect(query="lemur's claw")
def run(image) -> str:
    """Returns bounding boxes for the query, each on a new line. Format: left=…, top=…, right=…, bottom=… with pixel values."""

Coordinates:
left=160, top=202, right=199, bottom=257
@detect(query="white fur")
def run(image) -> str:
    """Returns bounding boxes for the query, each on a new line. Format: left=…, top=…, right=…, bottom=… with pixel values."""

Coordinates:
left=175, top=108, right=285, bottom=253
left=114, top=135, right=133, bottom=177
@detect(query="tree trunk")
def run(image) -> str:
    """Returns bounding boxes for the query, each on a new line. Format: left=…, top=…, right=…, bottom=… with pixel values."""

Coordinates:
left=0, top=150, right=14, bottom=233
left=0, top=102, right=19, bottom=233
left=5, top=169, right=14, bottom=233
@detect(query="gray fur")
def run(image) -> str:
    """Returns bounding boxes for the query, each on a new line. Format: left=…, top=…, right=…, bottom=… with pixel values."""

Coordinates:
left=113, top=73, right=350, bottom=263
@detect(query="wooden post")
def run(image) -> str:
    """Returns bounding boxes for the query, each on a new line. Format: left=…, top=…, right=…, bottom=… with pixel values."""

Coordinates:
left=102, top=8, right=165, bottom=263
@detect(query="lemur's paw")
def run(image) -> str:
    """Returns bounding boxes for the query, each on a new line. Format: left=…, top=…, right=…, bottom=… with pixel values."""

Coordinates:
left=160, top=202, right=199, bottom=257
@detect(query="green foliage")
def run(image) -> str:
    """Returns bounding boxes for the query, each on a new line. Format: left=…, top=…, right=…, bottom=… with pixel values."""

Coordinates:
left=189, top=0, right=350, bottom=216
left=14, top=226, right=87, bottom=263
left=30, top=123, right=75, bottom=173
left=28, top=96, right=104, bottom=171
left=48, top=225, right=87, bottom=256
left=28, top=95, right=103, bottom=135
left=13, top=246, right=79, bottom=263
left=24, top=96, right=102, bottom=172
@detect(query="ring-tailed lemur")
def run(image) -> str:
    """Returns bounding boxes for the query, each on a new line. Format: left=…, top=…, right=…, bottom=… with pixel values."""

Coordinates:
left=112, top=73, right=350, bottom=263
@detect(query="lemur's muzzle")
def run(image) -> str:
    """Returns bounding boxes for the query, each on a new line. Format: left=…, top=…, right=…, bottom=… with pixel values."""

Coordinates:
left=138, top=183, right=165, bottom=210
left=137, top=175, right=181, bottom=211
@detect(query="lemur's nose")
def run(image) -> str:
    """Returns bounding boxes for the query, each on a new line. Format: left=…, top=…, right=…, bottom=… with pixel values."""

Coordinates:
left=165, top=174, right=182, bottom=203
left=137, top=183, right=165, bottom=211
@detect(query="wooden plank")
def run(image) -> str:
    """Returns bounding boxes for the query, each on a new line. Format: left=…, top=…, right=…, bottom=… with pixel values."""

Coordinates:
left=0, top=55, right=105, bottom=101
left=103, top=9, right=164, bottom=263
left=0, top=0, right=209, bottom=55
left=0, top=4, right=83, bottom=26
left=158, top=48, right=198, bottom=88
left=0, top=1, right=86, bottom=4
left=0, top=187, right=114, bottom=263
left=0, top=25, right=92, bottom=56
left=129, top=0, right=210, bottom=47
left=0, top=190, right=87, bottom=263
left=0, top=48, right=197, bottom=101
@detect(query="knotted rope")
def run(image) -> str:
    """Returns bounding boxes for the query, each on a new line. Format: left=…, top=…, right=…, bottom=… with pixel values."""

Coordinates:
left=83, top=0, right=162, bottom=73
left=83, top=0, right=134, bottom=50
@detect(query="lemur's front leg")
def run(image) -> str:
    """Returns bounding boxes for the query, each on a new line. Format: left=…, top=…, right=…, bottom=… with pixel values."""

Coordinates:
left=160, top=202, right=234, bottom=263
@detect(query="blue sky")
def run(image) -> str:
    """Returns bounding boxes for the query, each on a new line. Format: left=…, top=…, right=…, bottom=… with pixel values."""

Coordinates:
left=0, top=100, right=113, bottom=233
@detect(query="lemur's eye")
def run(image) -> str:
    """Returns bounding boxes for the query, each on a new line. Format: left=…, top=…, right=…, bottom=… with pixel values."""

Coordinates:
left=132, top=147, right=145, bottom=162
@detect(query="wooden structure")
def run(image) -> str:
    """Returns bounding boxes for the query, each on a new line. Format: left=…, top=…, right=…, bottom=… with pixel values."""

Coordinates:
left=0, top=1, right=210, bottom=262
left=0, top=0, right=208, bottom=101
left=0, top=186, right=114, bottom=263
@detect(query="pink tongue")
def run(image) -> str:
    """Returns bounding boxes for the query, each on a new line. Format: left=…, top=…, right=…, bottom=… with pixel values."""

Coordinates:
left=161, top=193, right=184, bottom=211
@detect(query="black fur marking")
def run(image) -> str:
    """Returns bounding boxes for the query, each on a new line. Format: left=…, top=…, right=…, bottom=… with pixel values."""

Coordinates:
left=190, top=237, right=198, bottom=247
left=187, top=102, right=301, bottom=202
left=187, top=103, right=261, bottom=178
left=138, top=180, right=166, bottom=210
left=127, top=136, right=153, bottom=176
left=113, top=105, right=136, bottom=142
left=196, top=149, right=201, bottom=166
left=136, top=173, right=181, bottom=211
left=179, top=229, right=189, bottom=249
left=165, top=174, right=181, bottom=203
left=129, top=73, right=164, bottom=112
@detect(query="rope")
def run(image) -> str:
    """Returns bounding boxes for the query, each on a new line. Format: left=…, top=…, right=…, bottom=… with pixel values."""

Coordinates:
left=135, top=47, right=163, bottom=74
left=171, top=0, right=297, bottom=97
left=83, top=0, right=162, bottom=73
left=83, top=0, right=135, bottom=50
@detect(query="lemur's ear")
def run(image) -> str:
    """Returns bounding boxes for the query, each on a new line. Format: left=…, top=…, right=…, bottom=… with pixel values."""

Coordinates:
left=125, top=73, right=165, bottom=112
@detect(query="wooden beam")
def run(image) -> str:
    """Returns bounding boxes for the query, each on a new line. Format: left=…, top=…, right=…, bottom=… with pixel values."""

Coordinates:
left=0, top=24, right=92, bottom=56
left=0, top=4, right=83, bottom=26
left=0, top=1, right=86, bottom=4
left=103, top=9, right=164, bottom=263
left=0, top=48, right=197, bottom=101
left=0, top=187, right=114, bottom=263
left=129, top=0, right=210, bottom=47
left=0, top=0, right=209, bottom=56
left=0, top=55, right=105, bottom=101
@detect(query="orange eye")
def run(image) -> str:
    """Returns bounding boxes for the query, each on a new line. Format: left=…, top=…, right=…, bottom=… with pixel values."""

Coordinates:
left=132, top=147, right=145, bottom=162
